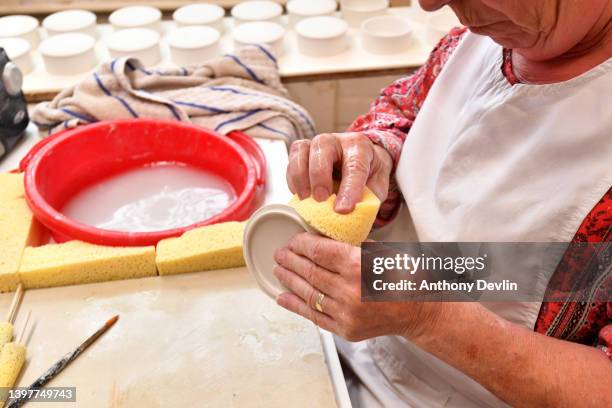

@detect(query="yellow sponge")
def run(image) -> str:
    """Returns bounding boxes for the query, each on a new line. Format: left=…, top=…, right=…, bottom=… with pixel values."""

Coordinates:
left=0, top=199, right=44, bottom=292
left=289, top=187, right=381, bottom=246
left=19, top=241, right=157, bottom=289
left=156, top=222, right=245, bottom=276
left=0, top=342, right=26, bottom=394
left=0, top=173, right=24, bottom=200
left=0, top=322, right=13, bottom=350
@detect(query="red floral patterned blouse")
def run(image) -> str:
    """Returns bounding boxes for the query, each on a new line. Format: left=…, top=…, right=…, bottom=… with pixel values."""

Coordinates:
left=348, top=27, right=612, bottom=359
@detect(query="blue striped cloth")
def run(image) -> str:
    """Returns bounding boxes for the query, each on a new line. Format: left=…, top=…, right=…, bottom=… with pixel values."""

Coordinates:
left=32, top=45, right=316, bottom=144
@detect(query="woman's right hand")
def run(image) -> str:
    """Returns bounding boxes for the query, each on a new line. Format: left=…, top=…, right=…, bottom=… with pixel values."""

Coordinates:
left=286, top=132, right=393, bottom=214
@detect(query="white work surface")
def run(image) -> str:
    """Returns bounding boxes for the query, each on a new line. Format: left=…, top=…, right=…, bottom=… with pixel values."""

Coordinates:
left=0, top=125, right=351, bottom=407
left=22, top=7, right=457, bottom=100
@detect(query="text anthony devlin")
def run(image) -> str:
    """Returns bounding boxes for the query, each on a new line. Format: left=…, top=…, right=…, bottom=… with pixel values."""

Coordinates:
left=372, top=279, right=519, bottom=292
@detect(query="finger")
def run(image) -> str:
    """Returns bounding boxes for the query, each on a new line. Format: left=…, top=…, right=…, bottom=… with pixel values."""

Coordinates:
left=286, top=140, right=311, bottom=199
left=274, top=247, right=343, bottom=297
left=288, top=233, right=356, bottom=275
left=335, top=137, right=373, bottom=213
left=273, top=265, right=340, bottom=316
left=365, top=145, right=393, bottom=202
left=277, top=292, right=339, bottom=333
left=309, top=134, right=339, bottom=202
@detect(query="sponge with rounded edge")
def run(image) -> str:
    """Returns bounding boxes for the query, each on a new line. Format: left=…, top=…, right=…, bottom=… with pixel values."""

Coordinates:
left=289, top=187, right=380, bottom=246
left=156, top=221, right=246, bottom=276
left=0, top=342, right=25, bottom=390
left=0, top=173, right=24, bottom=200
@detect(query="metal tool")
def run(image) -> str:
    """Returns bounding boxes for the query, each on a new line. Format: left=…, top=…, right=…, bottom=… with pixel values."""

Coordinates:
left=6, top=315, right=119, bottom=408
left=0, top=47, right=29, bottom=162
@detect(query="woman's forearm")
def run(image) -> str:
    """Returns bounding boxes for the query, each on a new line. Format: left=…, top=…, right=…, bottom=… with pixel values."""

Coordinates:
left=409, top=303, right=612, bottom=407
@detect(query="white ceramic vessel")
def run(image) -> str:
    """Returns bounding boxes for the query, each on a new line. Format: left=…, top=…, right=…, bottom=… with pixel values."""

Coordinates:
left=172, top=3, right=226, bottom=33
left=233, top=21, right=286, bottom=57
left=39, top=33, right=97, bottom=75
left=286, top=0, right=337, bottom=27
left=361, top=15, right=412, bottom=54
left=340, top=0, right=389, bottom=28
left=426, top=11, right=461, bottom=46
left=243, top=204, right=317, bottom=299
left=0, top=37, right=34, bottom=74
left=231, top=1, right=283, bottom=25
left=0, top=15, right=40, bottom=49
left=107, top=28, right=161, bottom=66
left=43, top=9, right=98, bottom=38
left=109, top=6, right=162, bottom=33
left=167, top=26, right=221, bottom=66
left=295, top=16, right=348, bottom=57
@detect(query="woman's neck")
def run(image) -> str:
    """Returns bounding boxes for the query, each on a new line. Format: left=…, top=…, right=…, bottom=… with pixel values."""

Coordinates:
left=512, top=7, right=612, bottom=84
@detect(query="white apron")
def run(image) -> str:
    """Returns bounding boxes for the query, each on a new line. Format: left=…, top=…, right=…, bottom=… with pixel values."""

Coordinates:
left=338, top=32, right=612, bottom=407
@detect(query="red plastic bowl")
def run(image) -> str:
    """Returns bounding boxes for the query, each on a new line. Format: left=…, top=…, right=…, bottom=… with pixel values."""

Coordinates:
left=23, top=119, right=266, bottom=247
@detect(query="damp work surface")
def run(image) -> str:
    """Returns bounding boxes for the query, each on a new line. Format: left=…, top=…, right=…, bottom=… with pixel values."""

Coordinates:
left=1, top=270, right=337, bottom=407
left=62, top=163, right=236, bottom=232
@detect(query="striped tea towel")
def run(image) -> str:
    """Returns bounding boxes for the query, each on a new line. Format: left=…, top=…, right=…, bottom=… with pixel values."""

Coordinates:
left=31, top=45, right=316, bottom=144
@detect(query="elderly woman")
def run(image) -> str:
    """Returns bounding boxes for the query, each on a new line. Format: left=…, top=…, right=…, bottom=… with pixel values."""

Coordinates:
left=273, top=0, right=612, bottom=407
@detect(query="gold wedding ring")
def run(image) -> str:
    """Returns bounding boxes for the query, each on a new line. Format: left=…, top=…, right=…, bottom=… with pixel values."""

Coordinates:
left=314, top=291, right=325, bottom=313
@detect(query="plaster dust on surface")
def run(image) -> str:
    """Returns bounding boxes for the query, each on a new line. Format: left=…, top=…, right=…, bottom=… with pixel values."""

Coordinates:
left=62, top=163, right=236, bottom=233
left=0, top=268, right=337, bottom=407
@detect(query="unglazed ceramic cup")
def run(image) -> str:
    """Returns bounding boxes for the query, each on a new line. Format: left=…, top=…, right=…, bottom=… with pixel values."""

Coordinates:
left=39, top=33, right=97, bottom=75
left=361, top=15, right=412, bottom=54
left=0, top=37, right=34, bottom=74
left=295, top=16, right=349, bottom=57
left=172, top=3, right=226, bottom=33
left=233, top=21, right=286, bottom=57
left=340, top=0, right=389, bottom=28
left=243, top=204, right=317, bottom=299
left=107, top=28, right=161, bottom=66
left=427, top=11, right=461, bottom=46
left=286, top=0, right=337, bottom=27
left=109, top=6, right=162, bottom=33
left=43, top=9, right=98, bottom=38
left=231, top=1, right=283, bottom=26
left=167, top=26, right=221, bottom=66
left=0, top=15, right=40, bottom=49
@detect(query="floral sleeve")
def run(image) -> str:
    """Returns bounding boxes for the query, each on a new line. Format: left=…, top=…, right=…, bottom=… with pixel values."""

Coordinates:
left=348, top=27, right=468, bottom=227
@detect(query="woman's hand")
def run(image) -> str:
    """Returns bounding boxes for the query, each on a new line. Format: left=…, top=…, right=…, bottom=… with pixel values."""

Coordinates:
left=273, top=232, right=445, bottom=342
left=287, top=132, right=393, bottom=213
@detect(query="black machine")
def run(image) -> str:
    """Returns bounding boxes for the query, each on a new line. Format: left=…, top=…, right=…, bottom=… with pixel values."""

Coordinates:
left=0, top=47, right=29, bottom=162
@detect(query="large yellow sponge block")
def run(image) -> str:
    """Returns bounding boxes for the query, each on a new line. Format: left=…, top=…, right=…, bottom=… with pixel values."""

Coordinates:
left=0, top=199, right=44, bottom=292
left=156, top=222, right=245, bottom=276
left=0, top=172, right=24, bottom=200
left=0, top=322, right=13, bottom=350
left=18, top=241, right=157, bottom=289
left=289, top=187, right=381, bottom=246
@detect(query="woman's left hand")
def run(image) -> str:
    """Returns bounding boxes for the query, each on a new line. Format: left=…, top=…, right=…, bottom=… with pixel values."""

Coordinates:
left=273, top=232, right=445, bottom=342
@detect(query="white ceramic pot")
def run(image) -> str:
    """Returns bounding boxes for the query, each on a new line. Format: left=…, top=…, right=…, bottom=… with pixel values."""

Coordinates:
left=109, top=6, right=162, bottom=33
left=340, top=0, right=388, bottom=28
left=167, top=26, right=221, bottom=66
left=361, top=15, right=412, bottom=54
left=231, top=1, right=283, bottom=26
left=295, top=16, right=348, bottom=57
left=107, top=28, right=161, bottom=66
left=286, top=0, right=337, bottom=28
left=233, top=21, right=285, bottom=57
left=0, top=15, right=40, bottom=49
left=39, top=33, right=97, bottom=75
left=172, top=3, right=226, bottom=33
left=43, top=9, right=98, bottom=39
left=0, top=37, right=34, bottom=74
left=426, top=11, right=461, bottom=46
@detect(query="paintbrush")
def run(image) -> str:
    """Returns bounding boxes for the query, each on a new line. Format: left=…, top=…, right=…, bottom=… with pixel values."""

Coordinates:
left=6, top=284, right=24, bottom=325
left=6, top=315, right=119, bottom=408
